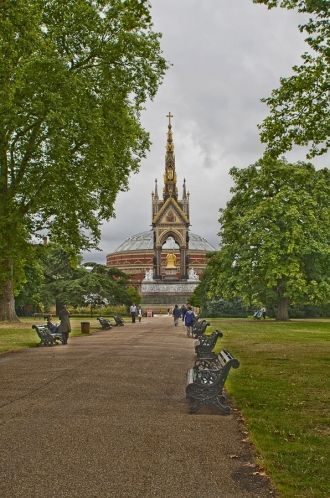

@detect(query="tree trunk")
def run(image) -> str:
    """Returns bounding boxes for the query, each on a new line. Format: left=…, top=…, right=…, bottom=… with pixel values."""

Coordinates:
left=55, top=299, right=65, bottom=317
left=275, top=296, right=289, bottom=321
left=0, top=271, right=19, bottom=322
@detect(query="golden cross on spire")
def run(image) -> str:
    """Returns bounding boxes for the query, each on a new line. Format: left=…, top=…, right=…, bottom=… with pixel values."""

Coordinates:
left=166, top=112, right=173, bottom=126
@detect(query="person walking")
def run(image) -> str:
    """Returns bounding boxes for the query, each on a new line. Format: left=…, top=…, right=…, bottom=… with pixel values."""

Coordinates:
left=58, top=305, right=71, bottom=345
left=184, top=305, right=195, bottom=337
left=137, top=306, right=143, bottom=322
left=172, top=304, right=181, bottom=327
left=130, top=303, right=137, bottom=323
left=181, top=304, right=187, bottom=322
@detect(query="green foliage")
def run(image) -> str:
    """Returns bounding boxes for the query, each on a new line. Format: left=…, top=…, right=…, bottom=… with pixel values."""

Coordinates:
left=16, top=243, right=133, bottom=313
left=0, top=0, right=167, bottom=319
left=253, top=0, right=329, bottom=157
left=56, top=263, right=131, bottom=309
left=126, top=286, right=141, bottom=306
left=209, top=157, right=330, bottom=320
left=202, top=297, right=248, bottom=318
left=14, top=246, right=45, bottom=312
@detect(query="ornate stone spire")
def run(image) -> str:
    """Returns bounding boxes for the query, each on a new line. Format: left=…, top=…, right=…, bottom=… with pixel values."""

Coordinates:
left=163, top=112, right=178, bottom=200
left=182, top=178, right=187, bottom=199
left=154, top=178, right=158, bottom=199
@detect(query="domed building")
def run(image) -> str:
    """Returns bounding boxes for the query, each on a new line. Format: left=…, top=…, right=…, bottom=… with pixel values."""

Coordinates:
left=107, top=231, right=215, bottom=283
left=106, top=113, right=216, bottom=305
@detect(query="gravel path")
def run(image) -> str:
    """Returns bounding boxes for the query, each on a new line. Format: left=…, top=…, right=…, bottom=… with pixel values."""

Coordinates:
left=0, top=316, right=275, bottom=498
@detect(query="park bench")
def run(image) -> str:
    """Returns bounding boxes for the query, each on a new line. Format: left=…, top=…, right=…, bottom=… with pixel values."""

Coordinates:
left=32, top=324, right=64, bottom=346
left=111, top=315, right=125, bottom=326
left=97, top=317, right=112, bottom=330
left=195, top=330, right=223, bottom=358
left=186, top=349, right=240, bottom=414
left=192, top=319, right=210, bottom=338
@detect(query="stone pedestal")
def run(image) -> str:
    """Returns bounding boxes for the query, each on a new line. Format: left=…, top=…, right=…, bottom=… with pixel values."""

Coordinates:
left=141, top=280, right=199, bottom=305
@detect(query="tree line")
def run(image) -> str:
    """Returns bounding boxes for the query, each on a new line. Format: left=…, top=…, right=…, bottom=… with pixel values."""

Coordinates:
left=0, top=0, right=329, bottom=321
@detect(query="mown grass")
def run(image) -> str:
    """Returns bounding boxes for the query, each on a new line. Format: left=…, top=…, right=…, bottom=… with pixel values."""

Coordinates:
left=0, top=317, right=102, bottom=353
left=208, top=319, right=330, bottom=498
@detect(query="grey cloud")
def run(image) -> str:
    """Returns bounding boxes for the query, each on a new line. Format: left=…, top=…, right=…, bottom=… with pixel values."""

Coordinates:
left=83, top=0, right=324, bottom=264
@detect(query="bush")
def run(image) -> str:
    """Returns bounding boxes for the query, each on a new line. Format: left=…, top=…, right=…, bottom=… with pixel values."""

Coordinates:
left=201, top=298, right=248, bottom=318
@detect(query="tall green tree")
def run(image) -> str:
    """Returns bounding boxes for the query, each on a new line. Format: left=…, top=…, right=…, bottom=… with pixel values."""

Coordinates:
left=0, top=0, right=167, bottom=320
left=209, top=157, right=330, bottom=320
left=253, top=0, right=329, bottom=158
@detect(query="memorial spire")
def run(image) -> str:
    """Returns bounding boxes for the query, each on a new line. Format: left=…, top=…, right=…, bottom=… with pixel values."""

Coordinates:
left=163, top=112, right=178, bottom=200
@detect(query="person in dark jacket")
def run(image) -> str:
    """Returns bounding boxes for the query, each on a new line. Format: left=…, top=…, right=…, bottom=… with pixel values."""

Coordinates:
left=46, top=315, right=58, bottom=334
left=181, top=304, right=187, bottom=322
left=184, top=306, right=195, bottom=337
left=58, top=305, right=71, bottom=345
left=172, top=304, right=181, bottom=326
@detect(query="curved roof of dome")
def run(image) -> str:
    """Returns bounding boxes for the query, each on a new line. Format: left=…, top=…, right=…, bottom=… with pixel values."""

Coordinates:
left=113, top=230, right=216, bottom=253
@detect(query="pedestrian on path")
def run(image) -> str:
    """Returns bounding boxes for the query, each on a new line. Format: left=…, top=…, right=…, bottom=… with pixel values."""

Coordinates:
left=137, top=307, right=143, bottom=322
left=181, top=304, right=187, bottom=322
left=184, top=306, right=195, bottom=337
left=58, top=305, right=71, bottom=344
left=130, top=303, right=137, bottom=323
left=172, top=304, right=181, bottom=326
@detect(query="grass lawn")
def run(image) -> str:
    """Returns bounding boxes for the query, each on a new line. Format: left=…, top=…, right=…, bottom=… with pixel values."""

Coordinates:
left=208, top=318, right=330, bottom=498
left=0, top=317, right=103, bottom=353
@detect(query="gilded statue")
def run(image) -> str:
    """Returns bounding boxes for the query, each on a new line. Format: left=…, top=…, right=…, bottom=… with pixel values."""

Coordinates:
left=165, top=253, right=177, bottom=269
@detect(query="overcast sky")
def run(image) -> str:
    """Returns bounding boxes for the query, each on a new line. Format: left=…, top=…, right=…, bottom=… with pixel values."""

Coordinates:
left=83, top=0, right=326, bottom=264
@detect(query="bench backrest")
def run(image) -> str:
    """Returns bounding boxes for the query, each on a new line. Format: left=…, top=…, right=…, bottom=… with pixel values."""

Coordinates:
left=191, top=349, right=240, bottom=389
left=112, top=315, right=124, bottom=325
left=197, top=330, right=223, bottom=349
left=32, top=324, right=55, bottom=345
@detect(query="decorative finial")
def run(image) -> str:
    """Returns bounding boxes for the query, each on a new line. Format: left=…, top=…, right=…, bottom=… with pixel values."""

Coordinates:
left=166, top=111, right=173, bottom=127
left=183, top=178, right=187, bottom=199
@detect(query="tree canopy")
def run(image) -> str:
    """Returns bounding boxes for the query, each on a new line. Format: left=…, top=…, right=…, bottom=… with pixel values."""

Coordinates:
left=253, top=0, right=329, bottom=158
left=15, top=244, right=133, bottom=314
left=0, top=0, right=167, bottom=320
left=208, top=157, right=330, bottom=320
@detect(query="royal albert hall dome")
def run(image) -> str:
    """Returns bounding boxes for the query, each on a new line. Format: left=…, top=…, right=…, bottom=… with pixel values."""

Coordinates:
left=106, top=231, right=215, bottom=283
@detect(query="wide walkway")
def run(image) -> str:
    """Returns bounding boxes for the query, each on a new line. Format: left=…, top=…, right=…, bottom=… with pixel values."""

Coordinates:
left=0, top=316, right=274, bottom=498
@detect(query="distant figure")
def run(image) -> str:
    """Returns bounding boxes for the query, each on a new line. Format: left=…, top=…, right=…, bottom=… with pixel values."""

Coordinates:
left=172, top=304, right=181, bottom=326
left=137, top=307, right=143, bottom=322
left=184, top=306, right=195, bottom=337
left=181, top=304, right=187, bottom=322
left=261, top=307, right=266, bottom=319
left=130, top=303, right=137, bottom=323
left=46, top=315, right=58, bottom=334
left=58, top=305, right=71, bottom=345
